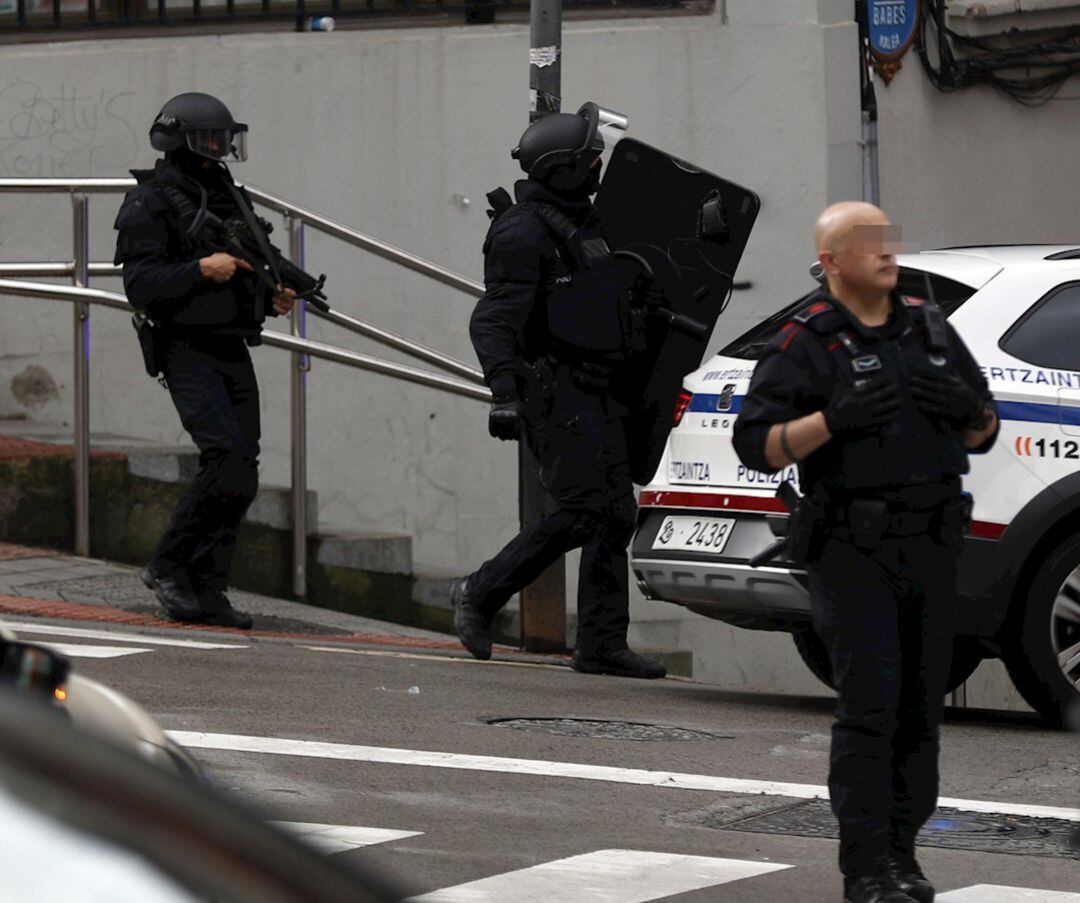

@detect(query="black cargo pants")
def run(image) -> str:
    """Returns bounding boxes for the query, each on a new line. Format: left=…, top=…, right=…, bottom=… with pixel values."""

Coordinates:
left=807, top=530, right=960, bottom=877
left=468, top=366, right=636, bottom=657
left=149, top=335, right=261, bottom=593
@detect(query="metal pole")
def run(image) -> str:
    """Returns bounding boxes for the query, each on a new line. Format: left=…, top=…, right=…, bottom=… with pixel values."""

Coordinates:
left=72, top=195, right=90, bottom=557
left=288, top=214, right=308, bottom=599
left=529, top=0, right=562, bottom=120
left=856, top=1, right=881, bottom=206
left=519, top=0, right=567, bottom=653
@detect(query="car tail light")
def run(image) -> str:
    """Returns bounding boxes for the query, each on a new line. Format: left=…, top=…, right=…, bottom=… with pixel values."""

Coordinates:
left=673, top=390, right=693, bottom=427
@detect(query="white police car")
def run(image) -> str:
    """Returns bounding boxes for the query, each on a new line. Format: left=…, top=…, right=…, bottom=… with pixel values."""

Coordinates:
left=631, top=246, right=1080, bottom=724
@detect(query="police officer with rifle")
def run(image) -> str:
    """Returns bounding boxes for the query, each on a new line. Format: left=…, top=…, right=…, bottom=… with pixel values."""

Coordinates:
left=450, top=104, right=676, bottom=679
left=734, top=202, right=998, bottom=903
left=113, top=92, right=309, bottom=628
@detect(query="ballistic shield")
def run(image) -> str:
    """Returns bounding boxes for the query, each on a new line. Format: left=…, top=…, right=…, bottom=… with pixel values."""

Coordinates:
left=594, top=138, right=760, bottom=483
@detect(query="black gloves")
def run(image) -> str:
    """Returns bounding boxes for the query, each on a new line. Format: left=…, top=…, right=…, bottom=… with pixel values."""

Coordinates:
left=910, top=371, right=985, bottom=431
left=824, top=378, right=902, bottom=438
left=488, top=397, right=523, bottom=441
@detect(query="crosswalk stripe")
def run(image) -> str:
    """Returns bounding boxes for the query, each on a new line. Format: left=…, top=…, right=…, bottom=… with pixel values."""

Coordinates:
left=40, top=642, right=152, bottom=659
left=272, top=822, right=422, bottom=855
left=166, top=731, right=1080, bottom=823
left=1, top=620, right=247, bottom=650
left=938, top=887, right=1080, bottom=902
left=407, top=849, right=791, bottom=902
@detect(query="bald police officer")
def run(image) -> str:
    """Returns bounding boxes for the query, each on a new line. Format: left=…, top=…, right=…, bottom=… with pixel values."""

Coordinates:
left=733, top=203, right=998, bottom=903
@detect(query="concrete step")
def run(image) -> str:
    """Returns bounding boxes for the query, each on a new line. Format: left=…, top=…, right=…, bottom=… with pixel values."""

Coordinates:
left=0, top=428, right=420, bottom=628
left=126, top=446, right=319, bottom=534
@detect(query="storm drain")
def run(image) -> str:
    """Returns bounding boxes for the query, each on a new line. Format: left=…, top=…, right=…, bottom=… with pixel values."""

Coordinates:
left=484, top=717, right=730, bottom=742
left=682, top=797, right=1077, bottom=859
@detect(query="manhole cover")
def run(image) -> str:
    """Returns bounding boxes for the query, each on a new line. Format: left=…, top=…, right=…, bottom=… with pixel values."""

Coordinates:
left=484, top=717, right=728, bottom=742
left=710, top=799, right=1076, bottom=859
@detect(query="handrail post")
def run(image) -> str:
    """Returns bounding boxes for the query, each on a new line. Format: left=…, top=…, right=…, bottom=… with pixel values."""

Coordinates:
left=287, top=214, right=309, bottom=599
left=72, top=194, right=91, bottom=557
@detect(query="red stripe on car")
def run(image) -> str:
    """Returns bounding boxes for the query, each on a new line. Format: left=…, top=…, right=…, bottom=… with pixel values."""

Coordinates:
left=638, top=490, right=1007, bottom=539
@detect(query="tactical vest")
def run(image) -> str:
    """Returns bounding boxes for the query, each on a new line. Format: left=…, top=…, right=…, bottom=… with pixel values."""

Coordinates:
left=791, top=294, right=970, bottom=492
left=486, top=188, right=628, bottom=359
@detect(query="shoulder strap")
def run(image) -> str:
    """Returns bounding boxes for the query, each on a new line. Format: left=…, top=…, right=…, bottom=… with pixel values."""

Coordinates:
left=225, top=179, right=283, bottom=292
left=530, top=202, right=612, bottom=271
left=790, top=297, right=846, bottom=335
left=782, top=296, right=884, bottom=382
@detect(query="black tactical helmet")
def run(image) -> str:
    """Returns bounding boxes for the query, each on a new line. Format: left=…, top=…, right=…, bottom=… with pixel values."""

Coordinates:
left=512, top=102, right=626, bottom=192
left=149, top=92, right=248, bottom=163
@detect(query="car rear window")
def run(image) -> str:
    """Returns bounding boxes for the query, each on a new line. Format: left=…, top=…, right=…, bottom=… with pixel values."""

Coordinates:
left=999, top=281, right=1080, bottom=370
left=721, top=269, right=978, bottom=361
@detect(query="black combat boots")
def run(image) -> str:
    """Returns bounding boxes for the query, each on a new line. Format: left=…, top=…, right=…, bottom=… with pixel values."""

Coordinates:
left=844, top=871, right=918, bottom=903
left=140, top=566, right=202, bottom=622
left=887, top=853, right=935, bottom=903
left=570, top=648, right=667, bottom=679
left=451, top=577, right=492, bottom=660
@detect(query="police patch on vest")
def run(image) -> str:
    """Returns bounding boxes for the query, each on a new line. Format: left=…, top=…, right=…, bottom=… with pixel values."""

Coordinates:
left=852, top=355, right=882, bottom=374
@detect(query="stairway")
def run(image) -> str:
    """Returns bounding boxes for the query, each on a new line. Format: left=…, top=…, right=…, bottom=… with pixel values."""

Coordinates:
left=0, top=423, right=461, bottom=634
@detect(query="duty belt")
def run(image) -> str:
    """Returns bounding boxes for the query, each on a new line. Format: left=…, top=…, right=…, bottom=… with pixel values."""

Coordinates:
left=828, top=506, right=940, bottom=539
left=824, top=494, right=972, bottom=549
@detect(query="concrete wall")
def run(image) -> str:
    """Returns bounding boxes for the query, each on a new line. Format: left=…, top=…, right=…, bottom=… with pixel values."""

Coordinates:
left=876, top=55, right=1080, bottom=249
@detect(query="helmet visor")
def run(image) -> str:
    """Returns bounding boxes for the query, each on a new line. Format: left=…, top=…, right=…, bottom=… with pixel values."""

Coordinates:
left=594, top=106, right=629, bottom=154
left=186, top=126, right=248, bottom=163
left=576, top=103, right=628, bottom=164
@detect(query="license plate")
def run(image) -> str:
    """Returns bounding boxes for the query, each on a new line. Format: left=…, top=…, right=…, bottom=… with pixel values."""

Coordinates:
left=651, top=516, right=735, bottom=554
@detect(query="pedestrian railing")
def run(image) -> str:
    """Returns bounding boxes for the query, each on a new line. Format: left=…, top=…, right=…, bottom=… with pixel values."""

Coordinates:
left=1, top=0, right=686, bottom=35
left=0, top=177, right=489, bottom=600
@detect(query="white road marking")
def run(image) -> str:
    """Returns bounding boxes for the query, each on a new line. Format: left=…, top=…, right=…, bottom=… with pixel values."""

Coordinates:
left=272, top=822, right=422, bottom=855
left=41, top=642, right=152, bottom=659
left=939, top=887, right=1080, bottom=902
left=166, top=731, right=1080, bottom=823
left=408, top=849, right=791, bottom=902
left=1, top=620, right=247, bottom=650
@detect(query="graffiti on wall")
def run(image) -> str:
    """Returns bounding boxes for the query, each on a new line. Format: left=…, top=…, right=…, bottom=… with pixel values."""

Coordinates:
left=0, top=80, right=140, bottom=177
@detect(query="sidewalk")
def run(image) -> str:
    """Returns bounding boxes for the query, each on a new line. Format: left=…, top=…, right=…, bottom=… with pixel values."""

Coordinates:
left=0, top=542, right=474, bottom=652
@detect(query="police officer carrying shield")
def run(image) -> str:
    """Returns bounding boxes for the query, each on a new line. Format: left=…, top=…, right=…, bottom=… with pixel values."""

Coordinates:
left=114, top=93, right=295, bottom=629
left=733, top=203, right=998, bottom=903
left=450, top=105, right=665, bottom=680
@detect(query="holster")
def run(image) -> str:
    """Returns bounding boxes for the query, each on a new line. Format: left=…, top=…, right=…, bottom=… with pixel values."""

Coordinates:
left=750, top=481, right=825, bottom=568
left=936, top=492, right=974, bottom=547
left=847, top=498, right=890, bottom=551
left=132, top=312, right=164, bottom=378
left=782, top=482, right=826, bottom=565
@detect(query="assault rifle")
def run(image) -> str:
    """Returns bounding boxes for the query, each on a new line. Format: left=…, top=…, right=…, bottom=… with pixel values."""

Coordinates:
left=159, top=183, right=330, bottom=314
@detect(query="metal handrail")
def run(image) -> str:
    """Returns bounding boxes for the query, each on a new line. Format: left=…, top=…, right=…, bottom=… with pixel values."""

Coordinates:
left=247, top=186, right=485, bottom=297
left=0, top=279, right=491, bottom=400
left=0, top=178, right=484, bottom=292
left=0, top=177, right=491, bottom=597
left=0, top=262, right=486, bottom=386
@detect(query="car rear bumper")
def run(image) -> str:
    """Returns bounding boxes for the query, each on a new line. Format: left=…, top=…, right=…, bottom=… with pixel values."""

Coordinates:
left=631, top=504, right=811, bottom=630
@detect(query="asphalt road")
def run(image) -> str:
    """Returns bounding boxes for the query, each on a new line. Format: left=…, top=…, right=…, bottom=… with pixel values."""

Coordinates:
left=14, top=617, right=1080, bottom=902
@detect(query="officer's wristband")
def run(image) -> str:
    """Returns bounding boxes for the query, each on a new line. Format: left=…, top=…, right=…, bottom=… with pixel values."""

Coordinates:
left=780, top=422, right=798, bottom=463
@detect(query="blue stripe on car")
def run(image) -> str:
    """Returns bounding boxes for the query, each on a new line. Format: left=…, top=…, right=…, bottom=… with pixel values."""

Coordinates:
left=688, top=395, right=743, bottom=414
left=689, top=395, right=1080, bottom=425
